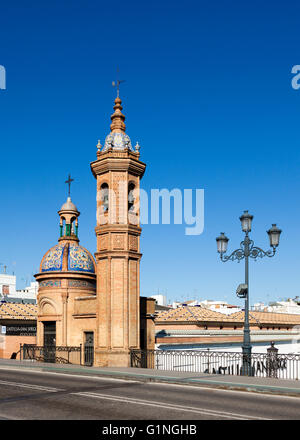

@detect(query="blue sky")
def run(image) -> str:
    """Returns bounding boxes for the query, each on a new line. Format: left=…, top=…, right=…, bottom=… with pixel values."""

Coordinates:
left=0, top=0, right=300, bottom=307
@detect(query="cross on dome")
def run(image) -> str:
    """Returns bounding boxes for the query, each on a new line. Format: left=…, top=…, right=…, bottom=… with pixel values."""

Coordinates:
left=65, top=174, right=74, bottom=197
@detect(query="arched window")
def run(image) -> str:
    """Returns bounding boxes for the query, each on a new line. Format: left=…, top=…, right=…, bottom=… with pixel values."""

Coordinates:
left=100, top=183, right=109, bottom=213
left=70, top=216, right=78, bottom=236
left=128, top=183, right=135, bottom=213
left=60, top=218, right=65, bottom=237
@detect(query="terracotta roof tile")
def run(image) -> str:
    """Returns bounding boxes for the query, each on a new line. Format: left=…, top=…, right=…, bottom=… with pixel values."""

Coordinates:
left=0, top=303, right=37, bottom=320
left=156, top=306, right=300, bottom=326
left=156, top=306, right=233, bottom=322
left=231, top=310, right=300, bottom=325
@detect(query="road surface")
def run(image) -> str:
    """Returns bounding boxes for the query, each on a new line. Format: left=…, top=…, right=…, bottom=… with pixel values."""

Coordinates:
left=0, top=366, right=299, bottom=420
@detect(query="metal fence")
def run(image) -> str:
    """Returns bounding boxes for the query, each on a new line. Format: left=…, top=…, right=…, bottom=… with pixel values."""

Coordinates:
left=20, top=344, right=82, bottom=365
left=130, top=348, right=300, bottom=380
left=83, top=345, right=94, bottom=367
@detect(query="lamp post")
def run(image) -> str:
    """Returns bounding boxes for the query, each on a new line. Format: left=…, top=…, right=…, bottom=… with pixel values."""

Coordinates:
left=216, top=211, right=282, bottom=376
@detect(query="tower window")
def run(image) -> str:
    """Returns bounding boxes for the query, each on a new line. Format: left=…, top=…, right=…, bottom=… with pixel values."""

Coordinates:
left=128, top=183, right=135, bottom=213
left=100, top=183, right=109, bottom=212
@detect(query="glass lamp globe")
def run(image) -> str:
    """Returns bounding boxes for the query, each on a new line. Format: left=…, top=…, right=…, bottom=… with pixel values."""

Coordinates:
left=216, top=232, right=229, bottom=254
left=239, top=210, right=253, bottom=233
left=267, top=224, right=282, bottom=247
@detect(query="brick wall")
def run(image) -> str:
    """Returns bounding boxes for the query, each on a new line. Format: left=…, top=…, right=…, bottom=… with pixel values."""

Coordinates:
left=73, top=296, right=97, bottom=316
left=0, top=335, right=36, bottom=359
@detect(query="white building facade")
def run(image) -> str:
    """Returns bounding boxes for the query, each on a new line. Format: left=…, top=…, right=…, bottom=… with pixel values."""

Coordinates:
left=0, top=274, right=37, bottom=302
left=0, top=274, right=17, bottom=297
left=253, top=299, right=300, bottom=315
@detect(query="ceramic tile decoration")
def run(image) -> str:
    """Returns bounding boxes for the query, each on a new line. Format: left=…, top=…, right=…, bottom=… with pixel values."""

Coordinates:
left=68, top=280, right=96, bottom=288
left=41, top=244, right=65, bottom=272
left=41, top=244, right=95, bottom=273
left=39, top=280, right=61, bottom=287
left=68, top=244, right=95, bottom=273
left=102, top=131, right=133, bottom=152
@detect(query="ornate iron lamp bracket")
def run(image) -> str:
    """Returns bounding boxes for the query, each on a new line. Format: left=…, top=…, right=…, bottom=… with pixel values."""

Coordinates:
left=220, top=247, right=245, bottom=262
left=249, top=246, right=276, bottom=260
left=220, top=238, right=276, bottom=262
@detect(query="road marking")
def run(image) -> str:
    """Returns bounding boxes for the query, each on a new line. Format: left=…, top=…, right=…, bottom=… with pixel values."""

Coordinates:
left=0, top=377, right=265, bottom=419
left=0, top=378, right=279, bottom=419
left=1, top=366, right=300, bottom=401
left=0, top=379, right=61, bottom=393
left=73, top=391, right=270, bottom=420
left=1, top=366, right=300, bottom=407
left=149, top=381, right=300, bottom=400
left=0, top=367, right=137, bottom=384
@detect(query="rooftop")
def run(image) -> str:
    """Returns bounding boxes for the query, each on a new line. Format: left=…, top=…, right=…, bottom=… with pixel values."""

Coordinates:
left=156, top=306, right=300, bottom=326
left=0, top=302, right=37, bottom=320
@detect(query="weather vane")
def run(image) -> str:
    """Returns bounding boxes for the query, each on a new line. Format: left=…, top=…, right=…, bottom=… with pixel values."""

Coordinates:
left=112, top=67, right=125, bottom=98
left=65, top=174, right=74, bottom=197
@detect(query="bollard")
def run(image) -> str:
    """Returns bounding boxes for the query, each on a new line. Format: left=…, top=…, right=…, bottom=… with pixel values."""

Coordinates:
left=267, top=341, right=279, bottom=378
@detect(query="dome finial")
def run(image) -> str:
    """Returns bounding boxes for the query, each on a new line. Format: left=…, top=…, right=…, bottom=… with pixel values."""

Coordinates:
left=110, top=96, right=126, bottom=133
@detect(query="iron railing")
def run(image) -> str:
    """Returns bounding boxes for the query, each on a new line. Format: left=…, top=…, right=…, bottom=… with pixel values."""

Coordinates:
left=20, top=344, right=82, bottom=365
left=130, top=348, right=300, bottom=380
left=84, top=345, right=94, bottom=366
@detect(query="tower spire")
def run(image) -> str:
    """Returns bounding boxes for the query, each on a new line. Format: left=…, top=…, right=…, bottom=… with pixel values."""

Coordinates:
left=110, top=97, right=126, bottom=133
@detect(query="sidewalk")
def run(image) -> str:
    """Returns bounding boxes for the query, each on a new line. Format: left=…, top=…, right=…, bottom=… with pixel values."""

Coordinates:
left=0, top=358, right=300, bottom=397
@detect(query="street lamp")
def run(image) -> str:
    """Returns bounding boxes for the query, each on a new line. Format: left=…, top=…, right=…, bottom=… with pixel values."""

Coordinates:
left=216, top=211, right=282, bottom=376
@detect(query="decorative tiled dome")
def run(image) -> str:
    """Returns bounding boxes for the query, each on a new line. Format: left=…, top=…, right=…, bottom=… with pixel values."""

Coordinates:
left=102, top=131, right=133, bottom=152
left=68, top=243, right=95, bottom=273
left=40, top=243, right=95, bottom=273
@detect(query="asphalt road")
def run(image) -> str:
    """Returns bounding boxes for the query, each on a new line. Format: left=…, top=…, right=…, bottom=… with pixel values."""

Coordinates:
left=0, top=367, right=299, bottom=420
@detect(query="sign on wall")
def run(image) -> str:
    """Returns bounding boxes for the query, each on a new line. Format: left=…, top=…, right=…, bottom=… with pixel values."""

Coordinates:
left=4, top=325, right=36, bottom=336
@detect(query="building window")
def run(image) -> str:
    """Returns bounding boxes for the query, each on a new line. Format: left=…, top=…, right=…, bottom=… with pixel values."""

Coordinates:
left=100, top=183, right=109, bottom=212
left=2, top=285, right=9, bottom=295
left=128, top=183, right=135, bottom=213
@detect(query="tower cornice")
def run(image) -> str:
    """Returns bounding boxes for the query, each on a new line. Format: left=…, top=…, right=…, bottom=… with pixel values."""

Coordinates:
left=90, top=154, right=146, bottom=179
left=94, top=250, right=143, bottom=259
left=34, top=271, right=96, bottom=282
left=95, top=224, right=142, bottom=235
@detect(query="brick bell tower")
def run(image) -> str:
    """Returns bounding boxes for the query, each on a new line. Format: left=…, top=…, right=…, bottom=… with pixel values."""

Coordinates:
left=90, top=95, right=146, bottom=367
